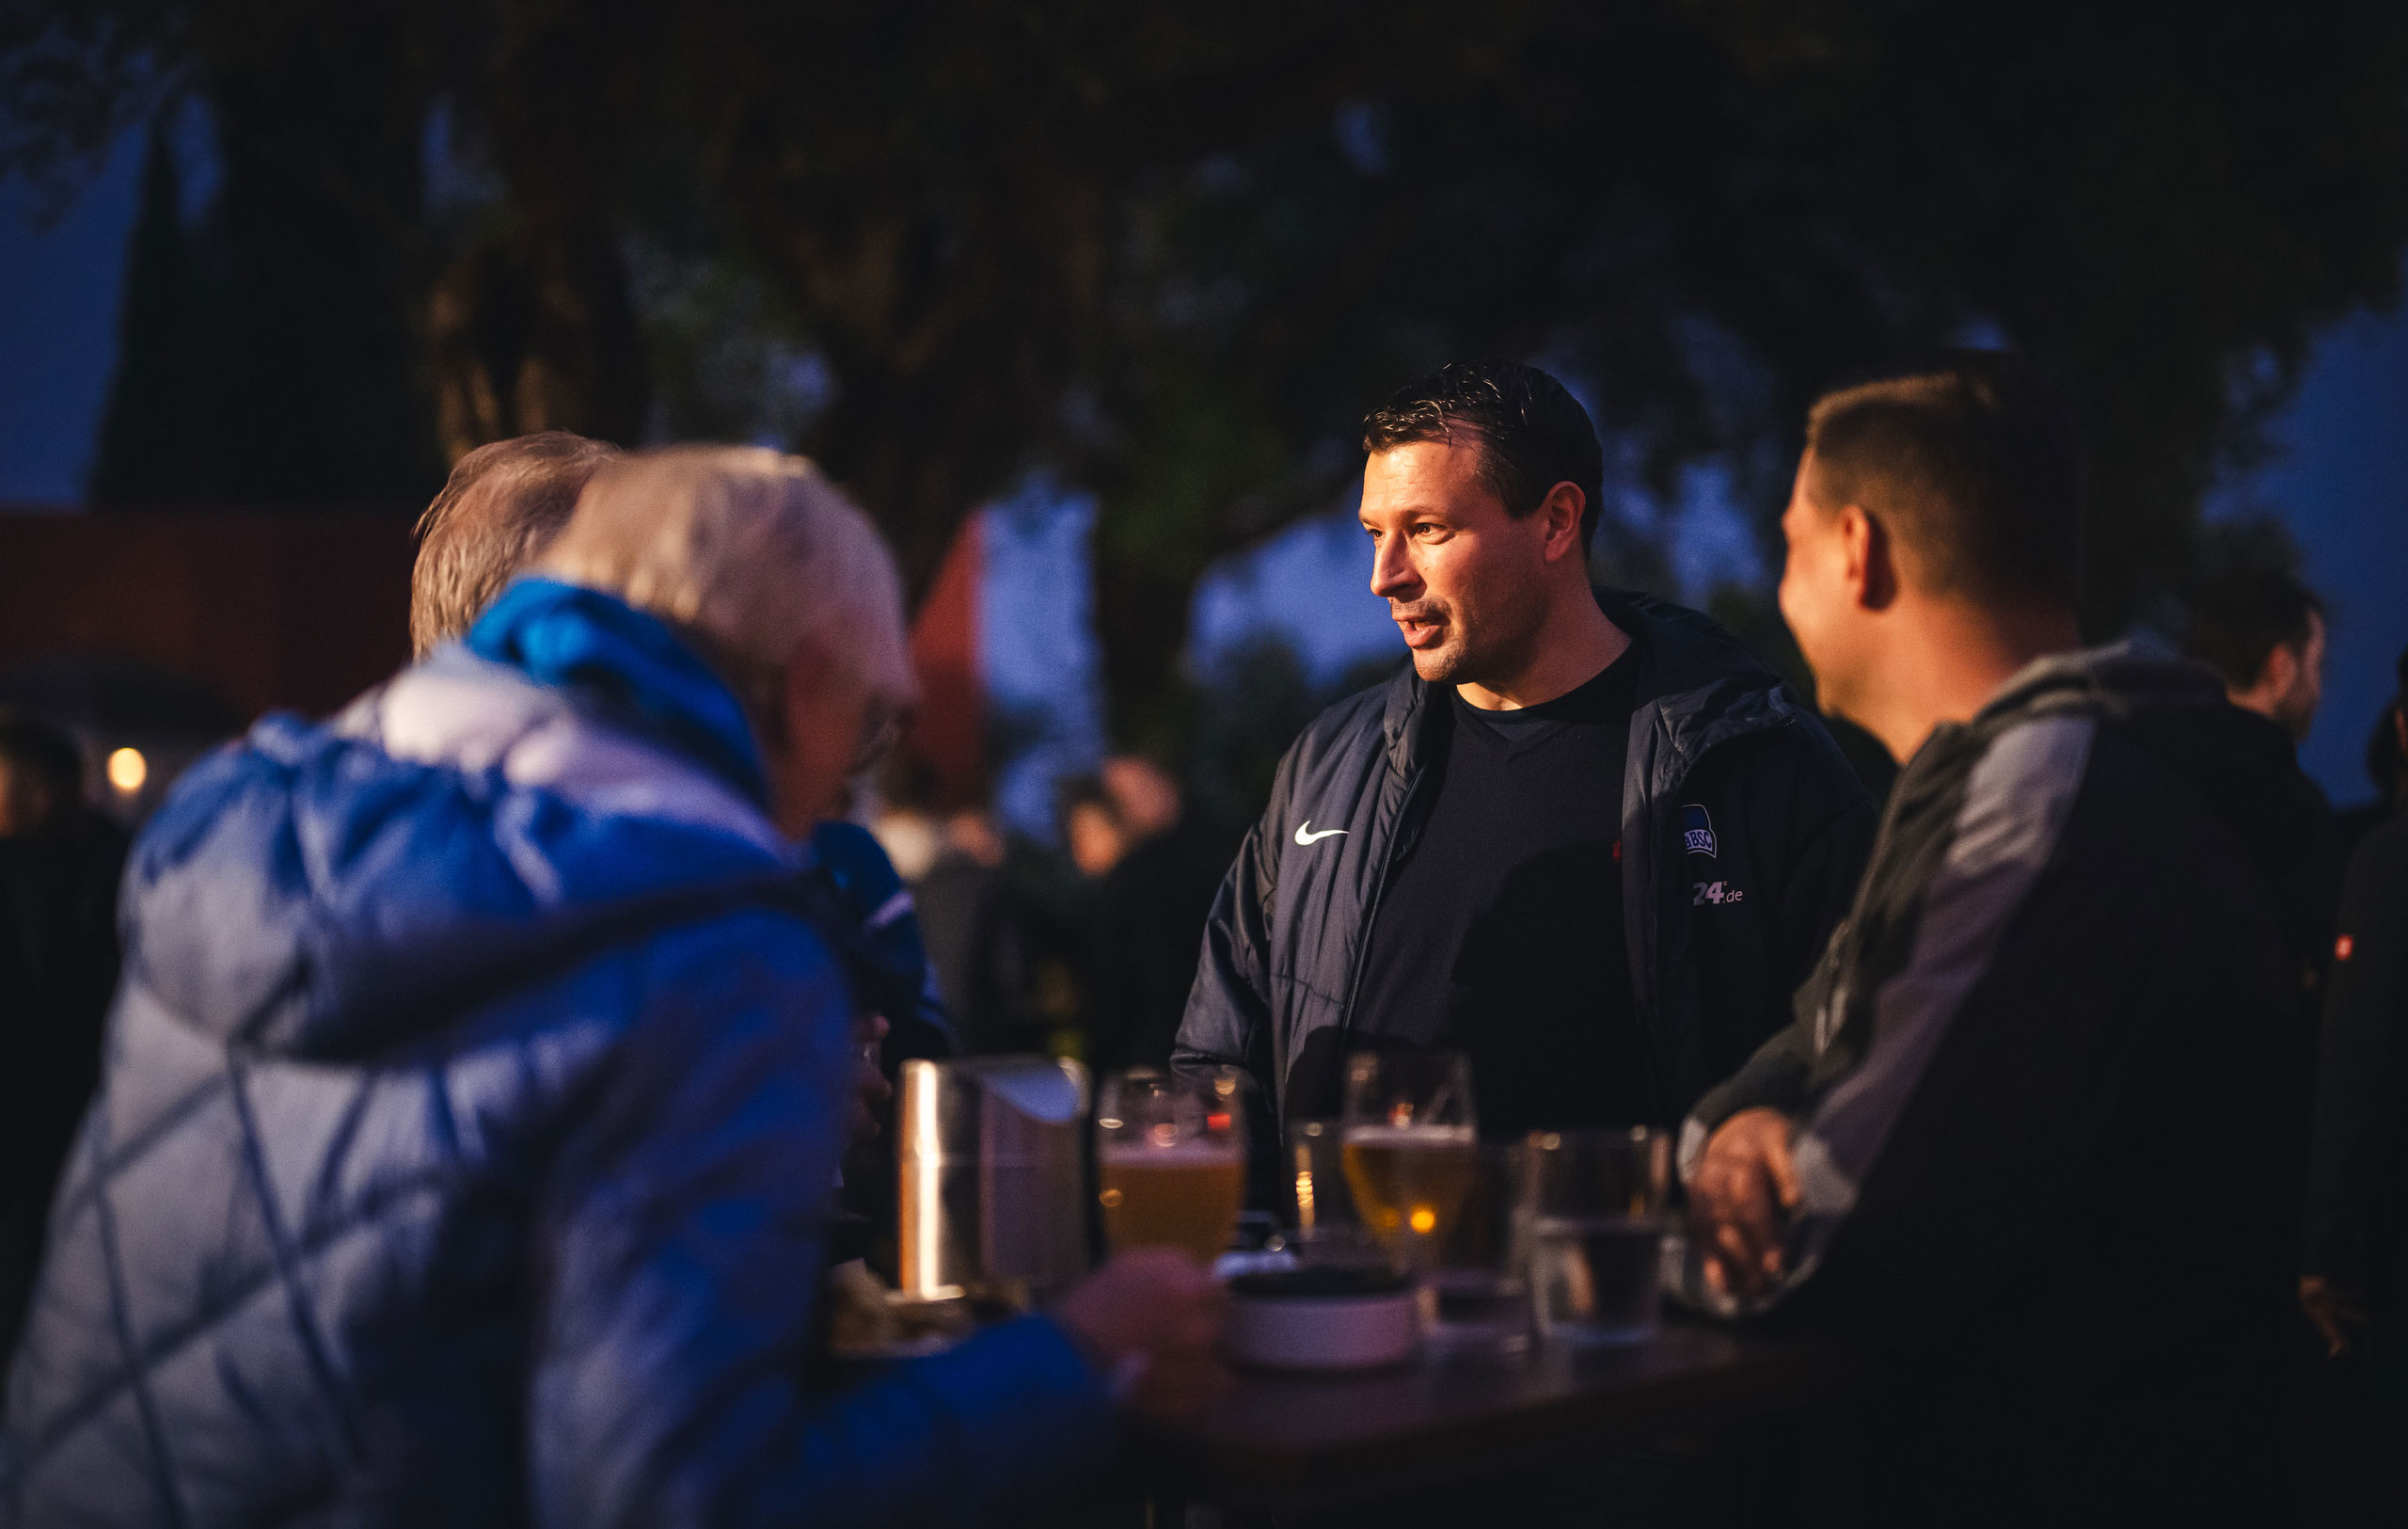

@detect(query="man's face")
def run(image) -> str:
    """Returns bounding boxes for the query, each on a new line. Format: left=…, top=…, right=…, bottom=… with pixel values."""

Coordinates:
left=1776, top=452, right=1876, bottom=723
left=766, top=619, right=918, bottom=839
left=1359, top=440, right=1557, bottom=687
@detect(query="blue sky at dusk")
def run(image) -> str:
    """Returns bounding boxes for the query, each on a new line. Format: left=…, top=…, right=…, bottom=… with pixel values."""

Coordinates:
left=4, top=134, right=2402, bottom=804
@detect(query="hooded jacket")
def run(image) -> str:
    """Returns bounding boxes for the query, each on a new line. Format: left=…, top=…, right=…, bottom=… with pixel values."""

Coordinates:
left=1172, top=591, right=1875, bottom=1165
left=1682, top=642, right=2321, bottom=1523
left=2, top=581, right=1111, bottom=1529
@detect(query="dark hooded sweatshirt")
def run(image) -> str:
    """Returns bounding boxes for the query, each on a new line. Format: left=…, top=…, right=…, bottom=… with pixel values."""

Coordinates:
left=1174, top=590, right=1875, bottom=1185
left=1683, top=642, right=2321, bottom=1527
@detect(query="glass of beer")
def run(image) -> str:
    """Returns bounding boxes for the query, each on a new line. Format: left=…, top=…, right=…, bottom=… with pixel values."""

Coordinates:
left=1339, top=1049, right=1478, bottom=1272
left=1096, top=1067, right=1246, bottom=1266
left=1527, top=1127, right=1671, bottom=1346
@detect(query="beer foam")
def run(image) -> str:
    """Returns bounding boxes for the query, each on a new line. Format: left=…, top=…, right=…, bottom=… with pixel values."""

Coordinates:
left=1099, top=1133, right=1244, bottom=1164
left=1339, top=1123, right=1477, bottom=1147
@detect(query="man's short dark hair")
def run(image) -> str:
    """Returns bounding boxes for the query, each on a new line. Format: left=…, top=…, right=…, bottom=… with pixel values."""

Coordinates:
left=1803, top=353, right=2083, bottom=606
left=411, top=431, right=623, bottom=656
left=1362, top=360, right=1606, bottom=552
left=2178, top=522, right=2325, bottom=693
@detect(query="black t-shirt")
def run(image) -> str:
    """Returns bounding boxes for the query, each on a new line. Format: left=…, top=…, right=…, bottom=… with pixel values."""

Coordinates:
left=1348, top=648, right=1648, bottom=1138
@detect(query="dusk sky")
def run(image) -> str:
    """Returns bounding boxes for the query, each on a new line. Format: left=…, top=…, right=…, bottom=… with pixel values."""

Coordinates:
left=5, top=128, right=2402, bottom=804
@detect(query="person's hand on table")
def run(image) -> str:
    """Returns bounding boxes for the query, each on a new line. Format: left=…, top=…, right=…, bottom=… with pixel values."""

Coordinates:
left=848, top=1013, right=892, bottom=1144
left=1054, top=1249, right=1230, bottom=1422
left=2300, top=1275, right=2368, bottom=1359
left=1689, top=1107, right=1800, bottom=1299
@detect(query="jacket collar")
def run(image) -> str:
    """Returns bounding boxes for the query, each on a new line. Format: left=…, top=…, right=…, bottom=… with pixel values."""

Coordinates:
left=1378, top=587, right=1798, bottom=783
left=466, top=577, right=771, bottom=805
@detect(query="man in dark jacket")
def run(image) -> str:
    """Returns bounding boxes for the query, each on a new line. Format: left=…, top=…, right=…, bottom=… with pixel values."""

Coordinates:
left=1685, top=357, right=2314, bottom=1523
left=2304, top=644, right=2408, bottom=1357
left=3, top=447, right=1223, bottom=1528
left=2297, top=644, right=2408, bottom=1521
left=1174, top=361, right=1873, bottom=1171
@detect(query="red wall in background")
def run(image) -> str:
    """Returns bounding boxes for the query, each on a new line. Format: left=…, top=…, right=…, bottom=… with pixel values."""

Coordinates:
left=0, top=510, right=419, bottom=720
left=903, top=513, right=987, bottom=808
left=0, top=508, right=992, bottom=800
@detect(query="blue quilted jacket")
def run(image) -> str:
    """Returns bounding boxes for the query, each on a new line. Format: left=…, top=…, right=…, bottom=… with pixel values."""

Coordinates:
left=1, top=581, right=1114, bottom=1527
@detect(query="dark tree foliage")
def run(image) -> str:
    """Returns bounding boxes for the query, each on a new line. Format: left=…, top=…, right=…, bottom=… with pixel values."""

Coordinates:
left=8, top=0, right=2408, bottom=730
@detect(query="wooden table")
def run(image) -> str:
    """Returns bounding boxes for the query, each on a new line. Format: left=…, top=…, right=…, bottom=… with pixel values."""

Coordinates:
left=1139, top=1317, right=1846, bottom=1516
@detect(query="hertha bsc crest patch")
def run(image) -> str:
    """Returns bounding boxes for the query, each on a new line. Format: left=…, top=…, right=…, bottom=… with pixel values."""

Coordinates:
left=1681, top=804, right=1719, bottom=857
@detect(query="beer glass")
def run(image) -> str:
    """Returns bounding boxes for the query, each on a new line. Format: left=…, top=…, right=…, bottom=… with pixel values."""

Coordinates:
left=1339, top=1049, right=1478, bottom=1270
left=1096, top=1067, right=1246, bottom=1266
left=1527, top=1127, right=1671, bottom=1345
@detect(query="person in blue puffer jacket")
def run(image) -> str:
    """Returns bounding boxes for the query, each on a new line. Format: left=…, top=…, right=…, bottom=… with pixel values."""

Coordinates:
left=1, top=446, right=1224, bottom=1527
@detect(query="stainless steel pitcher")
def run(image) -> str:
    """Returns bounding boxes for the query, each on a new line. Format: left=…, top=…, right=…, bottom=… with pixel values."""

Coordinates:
left=896, top=1055, right=1091, bottom=1308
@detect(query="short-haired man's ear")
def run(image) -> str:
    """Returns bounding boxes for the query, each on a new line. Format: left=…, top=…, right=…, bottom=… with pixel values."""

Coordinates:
left=2256, top=642, right=2302, bottom=707
left=1539, top=482, right=1588, bottom=565
left=1840, top=503, right=1899, bottom=613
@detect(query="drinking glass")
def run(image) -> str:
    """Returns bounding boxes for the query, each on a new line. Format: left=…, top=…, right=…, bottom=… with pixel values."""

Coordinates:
left=1339, top=1049, right=1478, bottom=1271
left=1095, top=1068, right=1246, bottom=1266
left=1420, top=1142, right=1532, bottom=1353
left=1527, top=1127, right=1671, bottom=1346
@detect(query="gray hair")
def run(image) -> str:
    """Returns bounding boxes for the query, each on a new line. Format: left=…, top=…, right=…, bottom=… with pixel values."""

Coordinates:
left=538, top=446, right=915, bottom=715
left=411, top=431, right=623, bottom=657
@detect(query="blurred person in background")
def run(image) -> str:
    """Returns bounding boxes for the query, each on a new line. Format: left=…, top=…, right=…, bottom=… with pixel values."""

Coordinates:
left=1685, top=356, right=2317, bottom=1524
left=2181, top=535, right=2346, bottom=997
left=3, top=447, right=1223, bottom=1527
left=1176, top=359, right=1875, bottom=1173
left=1060, top=772, right=1128, bottom=880
left=2183, top=541, right=2328, bottom=746
left=1073, top=757, right=1225, bottom=1074
left=0, top=714, right=127, bottom=1374
left=918, top=808, right=1032, bottom=1055
left=2299, top=641, right=2408, bottom=1519
left=876, top=757, right=1034, bottom=1057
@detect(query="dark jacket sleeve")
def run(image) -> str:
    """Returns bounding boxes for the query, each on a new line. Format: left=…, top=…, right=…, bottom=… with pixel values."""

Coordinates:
left=2303, top=816, right=2408, bottom=1287
left=1171, top=761, right=1292, bottom=1192
left=530, top=908, right=1114, bottom=1529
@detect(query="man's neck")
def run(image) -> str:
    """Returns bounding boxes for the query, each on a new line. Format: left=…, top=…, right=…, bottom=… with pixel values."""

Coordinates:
left=1457, top=584, right=1631, bottom=710
left=1855, top=597, right=2083, bottom=762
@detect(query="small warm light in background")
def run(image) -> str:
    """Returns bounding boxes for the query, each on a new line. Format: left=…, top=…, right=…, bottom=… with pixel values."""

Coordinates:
left=106, top=747, right=148, bottom=795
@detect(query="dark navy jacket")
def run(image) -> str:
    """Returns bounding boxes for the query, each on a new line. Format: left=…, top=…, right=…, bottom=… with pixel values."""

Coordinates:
left=2, top=581, right=1110, bottom=1528
left=1172, top=592, right=1875, bottom=1164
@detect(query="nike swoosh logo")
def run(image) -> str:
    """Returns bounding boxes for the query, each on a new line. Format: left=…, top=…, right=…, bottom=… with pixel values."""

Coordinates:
left=1293, top=821, right=1349, bottom=845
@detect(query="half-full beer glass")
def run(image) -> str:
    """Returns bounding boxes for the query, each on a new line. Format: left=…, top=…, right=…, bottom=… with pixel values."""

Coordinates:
left=1339, top=1049, right=1478, bottom=1270
left=1096, top=1068, right=1245, bottom=1266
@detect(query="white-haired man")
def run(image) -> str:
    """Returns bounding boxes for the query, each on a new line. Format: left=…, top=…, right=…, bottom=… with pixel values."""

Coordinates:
left=3, top=447, right=1223, bottom=1527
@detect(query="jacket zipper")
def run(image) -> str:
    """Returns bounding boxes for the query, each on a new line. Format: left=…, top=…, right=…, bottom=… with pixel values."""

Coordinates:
left=1326, top=764, right=1425, bottom=1090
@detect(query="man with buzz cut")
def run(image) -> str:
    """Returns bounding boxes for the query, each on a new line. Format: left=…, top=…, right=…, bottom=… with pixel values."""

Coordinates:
left=1174, top=359, right=1875, bottom=1175
left=1685, top=355, right=2317, bottom=1523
